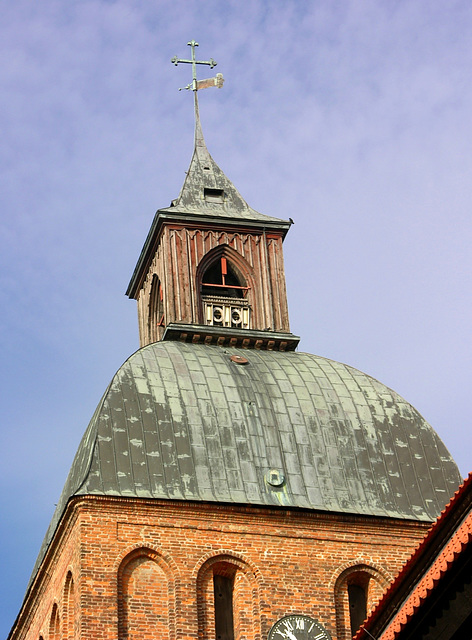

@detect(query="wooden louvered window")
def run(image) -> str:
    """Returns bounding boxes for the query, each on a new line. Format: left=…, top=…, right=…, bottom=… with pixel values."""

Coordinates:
left=348, top=583, right=367, bottom=638
left=214, top=574, right=235, bottom=640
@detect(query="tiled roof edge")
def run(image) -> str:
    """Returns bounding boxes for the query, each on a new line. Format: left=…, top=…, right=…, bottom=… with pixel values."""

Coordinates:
left=356, top=471, right=472, bottom=640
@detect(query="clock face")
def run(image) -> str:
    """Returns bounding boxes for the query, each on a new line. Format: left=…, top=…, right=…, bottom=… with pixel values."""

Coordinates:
left=268, top=615, right=331, bottom=640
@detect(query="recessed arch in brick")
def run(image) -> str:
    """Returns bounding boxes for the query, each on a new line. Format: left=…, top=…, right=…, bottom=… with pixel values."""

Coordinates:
left=48, top=602, right=60, bottom=640
left=117, top=547, right=176, bottom=640
left=62, top=571, right=76, bottom=640
left=333, top=562, right=391, bottom=640
left=196, top=552, right=261, bottom=640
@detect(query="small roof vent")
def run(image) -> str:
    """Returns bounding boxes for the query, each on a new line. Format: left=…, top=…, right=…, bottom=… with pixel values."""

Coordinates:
left=204, top=188, right=225, bottom=203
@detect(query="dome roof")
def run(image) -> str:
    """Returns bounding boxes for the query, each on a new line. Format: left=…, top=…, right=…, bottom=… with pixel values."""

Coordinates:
left=59, top=341, right=460, bottom=519
left=32, top=340, right=461, bottom=581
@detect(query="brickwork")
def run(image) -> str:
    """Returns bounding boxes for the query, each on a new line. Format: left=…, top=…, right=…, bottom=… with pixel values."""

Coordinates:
left=118, top=551, right=170, bottom=639
left=333, top=563, right=391, bottom=640
left=10, top=496, right=430, bottom=640
left=12, top=506, right=81, bottom=640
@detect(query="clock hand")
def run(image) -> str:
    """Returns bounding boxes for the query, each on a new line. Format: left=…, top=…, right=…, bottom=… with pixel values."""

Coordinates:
left=286, top=630, right=298, bottom=640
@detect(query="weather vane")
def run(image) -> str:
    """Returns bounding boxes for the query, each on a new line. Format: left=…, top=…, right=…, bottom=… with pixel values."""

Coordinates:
left=171, top=40, right=224, bottom=92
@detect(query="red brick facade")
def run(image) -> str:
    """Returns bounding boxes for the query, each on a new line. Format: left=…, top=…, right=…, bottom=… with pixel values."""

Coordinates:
left=11, top=496, right=430, bottom=640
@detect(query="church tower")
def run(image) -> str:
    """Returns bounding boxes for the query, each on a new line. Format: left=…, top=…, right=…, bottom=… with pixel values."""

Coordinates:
left=8, top=42, right=462, bottom=640
left=126, top=41, right=295, bottom=351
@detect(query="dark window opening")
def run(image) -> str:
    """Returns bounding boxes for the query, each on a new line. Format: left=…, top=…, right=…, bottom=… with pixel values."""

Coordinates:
left=214, top=574, right=234, bottom=640
left=348, top=583, right=367, bottom=637
left=149, top=276, right=165, bottom=341
left=156, top=282, right=164, bottom=326
left=204, top=187, right=225, bottom=203
left=201, top=257, right=247, bottom=298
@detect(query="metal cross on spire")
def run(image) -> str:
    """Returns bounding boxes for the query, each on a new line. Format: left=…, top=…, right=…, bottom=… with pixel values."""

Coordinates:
left=171, top=40, right=224, bottom=92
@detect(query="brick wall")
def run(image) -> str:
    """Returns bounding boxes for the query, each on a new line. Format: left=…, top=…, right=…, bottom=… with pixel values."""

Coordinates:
left=11, top=496, right=430, bottom=640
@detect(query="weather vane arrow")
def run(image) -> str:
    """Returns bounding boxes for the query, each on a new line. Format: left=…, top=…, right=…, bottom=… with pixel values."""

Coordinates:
left=171, top=39, right=224, bottom=92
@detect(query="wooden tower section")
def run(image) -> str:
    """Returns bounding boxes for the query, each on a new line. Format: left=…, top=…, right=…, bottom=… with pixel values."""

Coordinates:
left=127, top=99, right=298, bottom=352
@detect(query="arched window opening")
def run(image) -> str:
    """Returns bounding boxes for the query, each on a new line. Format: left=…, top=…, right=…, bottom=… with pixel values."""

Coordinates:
left=201, top=257, right=247, bottom=299
left=148, top=275, right=165, bottom=342
left=201, top=257, right=250, bottom=329
left=49, top=603, right=60, bottom=640
left=348, top=583, right=367, bottom=637
left=197, top=555, right=260, bottom=640
left=214, top=574, right=235, bottom=640
left=334, top=564, right=389, bottom=640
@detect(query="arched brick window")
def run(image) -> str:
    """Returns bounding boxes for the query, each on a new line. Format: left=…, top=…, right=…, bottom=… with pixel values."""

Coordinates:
left=196, top=554, right=260, bottom=640
left=118, top=548, right=173, bottom=640
left=334, top=564, right=390, bottom=640
left=62, top=571, right=76, bottom=639
left=48, top=603, right=60, bottom=640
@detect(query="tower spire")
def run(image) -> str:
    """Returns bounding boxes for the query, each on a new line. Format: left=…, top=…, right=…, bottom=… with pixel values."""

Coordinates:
left=171, top=39, right=224, bottom=148
left=162, top=40, right=288, bottom=222
left=127, top=40, right=295, bottom=350
left=193, top=90, right=205, bottom=152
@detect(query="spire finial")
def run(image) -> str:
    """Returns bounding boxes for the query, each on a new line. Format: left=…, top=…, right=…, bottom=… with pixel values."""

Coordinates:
left=171, top=40, right=224, bottom=148
left=171, top=40, right=223, bottom=92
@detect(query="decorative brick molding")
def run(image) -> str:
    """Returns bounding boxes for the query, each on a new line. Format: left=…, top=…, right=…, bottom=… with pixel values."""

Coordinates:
left=117, top=547, right=177, bottom=640
left=333, top=562, right=392, bottom=640
left=196, top=552, right=262, bottom=640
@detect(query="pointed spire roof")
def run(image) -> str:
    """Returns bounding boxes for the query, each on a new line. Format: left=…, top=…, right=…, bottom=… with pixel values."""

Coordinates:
left=126, top=43, right=291, bottom=299
left=160, top=92, right=288, bottom=225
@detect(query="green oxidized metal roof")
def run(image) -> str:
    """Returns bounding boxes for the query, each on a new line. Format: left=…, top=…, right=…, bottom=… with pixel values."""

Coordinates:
left=31, top=340, right=461, bottom=583
left=159, top=99, right=288, bottom=225
left=53, top=341, right=460, bottom=523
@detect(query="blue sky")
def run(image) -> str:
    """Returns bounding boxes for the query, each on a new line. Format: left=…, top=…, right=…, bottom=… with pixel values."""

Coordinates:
left=1, top=1, right=472, bottom=634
